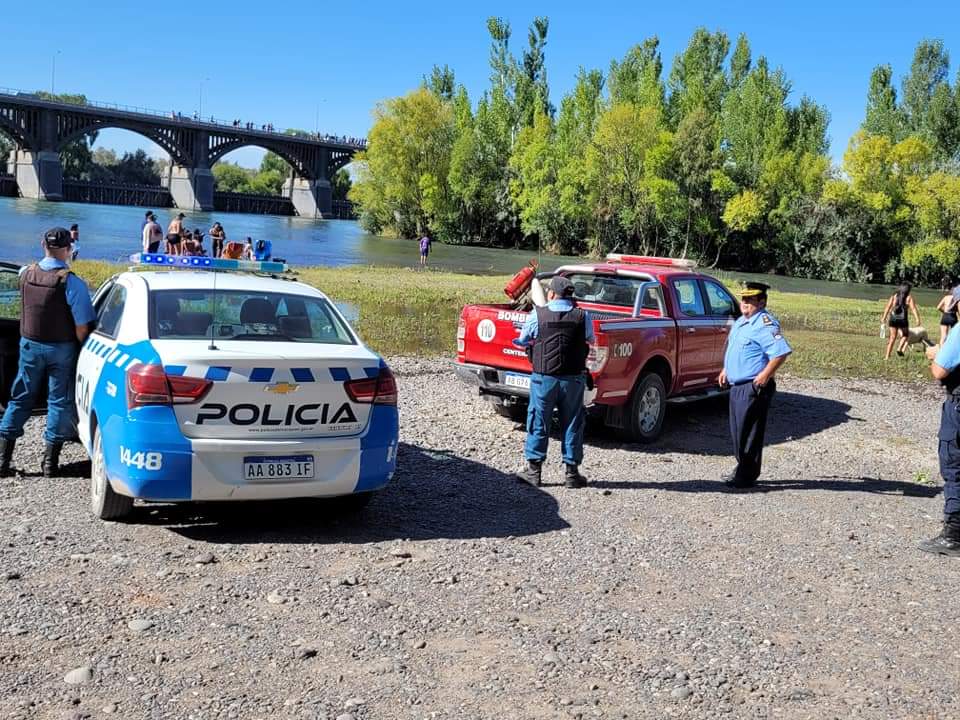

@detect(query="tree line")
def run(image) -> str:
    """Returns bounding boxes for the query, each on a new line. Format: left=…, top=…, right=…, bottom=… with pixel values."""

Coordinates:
left=351, top=21, right=960, bottom=285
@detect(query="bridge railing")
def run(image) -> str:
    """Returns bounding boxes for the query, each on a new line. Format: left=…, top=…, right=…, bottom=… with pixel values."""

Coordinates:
left=0, top=86, right=367, bottom=149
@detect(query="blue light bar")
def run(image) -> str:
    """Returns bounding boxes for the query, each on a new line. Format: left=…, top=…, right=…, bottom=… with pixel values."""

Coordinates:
left=132, top=253, right=288, bottom=274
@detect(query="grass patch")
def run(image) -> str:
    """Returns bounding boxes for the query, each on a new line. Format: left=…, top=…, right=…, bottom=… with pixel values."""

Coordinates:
left=65, top=261, right=940, bottom=383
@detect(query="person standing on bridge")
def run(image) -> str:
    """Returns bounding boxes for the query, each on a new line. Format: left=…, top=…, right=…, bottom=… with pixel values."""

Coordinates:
left=166, top=212, right=185, bottom=255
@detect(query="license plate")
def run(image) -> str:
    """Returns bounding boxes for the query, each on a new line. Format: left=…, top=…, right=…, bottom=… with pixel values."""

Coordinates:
left=243, top=455, right=314, bottom=480
left=503, top=373, right=530, bottom=389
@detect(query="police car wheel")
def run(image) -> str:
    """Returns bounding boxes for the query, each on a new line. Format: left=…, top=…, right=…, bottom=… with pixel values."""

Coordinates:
left=493, top=401, right=527, bottom=422
left=623, top=372, right=666, bottom=443
left=90, top=426, right=133, bottom=521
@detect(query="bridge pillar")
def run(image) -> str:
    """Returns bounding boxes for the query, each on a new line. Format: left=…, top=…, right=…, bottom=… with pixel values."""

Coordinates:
left=163, top=165, right=214, bottom=211
left=282, top=177, right=332, bottom=219
left=13, top=149, right=63, bottom=201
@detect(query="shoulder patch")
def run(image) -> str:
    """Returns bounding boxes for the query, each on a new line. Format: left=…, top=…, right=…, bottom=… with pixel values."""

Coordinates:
left=761, top=314, right=773, bottom=325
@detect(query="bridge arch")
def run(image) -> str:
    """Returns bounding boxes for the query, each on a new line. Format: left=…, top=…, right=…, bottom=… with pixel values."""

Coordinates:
left=207, top=134, right=319, bottom=180
left=0, top=106, right=38, bottom=151
left=57, top=116, right=193, bottom=167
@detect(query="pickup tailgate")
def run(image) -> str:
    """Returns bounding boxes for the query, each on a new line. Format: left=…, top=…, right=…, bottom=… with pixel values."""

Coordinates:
left=457, top=304, right=533, bottom=373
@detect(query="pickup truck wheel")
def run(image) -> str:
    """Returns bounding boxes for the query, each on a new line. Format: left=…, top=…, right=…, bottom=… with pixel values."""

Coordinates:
left=623, top=372, right=666, bottom=443
left=493, top=401, right=528, bottom=422
left=90, top=426, right=133, bottom=521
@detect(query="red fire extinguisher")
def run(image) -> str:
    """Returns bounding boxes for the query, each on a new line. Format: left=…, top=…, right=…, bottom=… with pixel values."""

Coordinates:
left=503, top=259, right=538, bottom=300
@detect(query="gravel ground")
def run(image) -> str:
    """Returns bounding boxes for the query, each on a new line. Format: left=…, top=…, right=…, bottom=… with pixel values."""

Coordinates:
left=1, top=357, right=958, bottom=720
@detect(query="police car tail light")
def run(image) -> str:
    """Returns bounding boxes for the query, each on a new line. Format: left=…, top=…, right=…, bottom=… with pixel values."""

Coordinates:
left=126, top=364, right=212, bottom=408
left=586, top=343, right=609, bottom=374
left=344, top=368, right=398, bottom=406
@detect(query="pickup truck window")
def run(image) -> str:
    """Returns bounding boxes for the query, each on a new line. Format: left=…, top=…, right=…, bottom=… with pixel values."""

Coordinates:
left=568, top=274, right=642, bottom=307
left=672, top=279, right=707, bottom=317
left=703, top=280, right=736, bottom=317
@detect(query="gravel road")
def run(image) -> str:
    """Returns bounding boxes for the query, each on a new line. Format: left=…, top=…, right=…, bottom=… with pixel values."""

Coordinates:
left=1, top=357, right=958, bottom=720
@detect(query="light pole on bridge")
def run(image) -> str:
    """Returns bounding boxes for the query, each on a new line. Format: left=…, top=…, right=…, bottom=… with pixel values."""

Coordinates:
left=50, top=50, right=61, bottom=95
left=199, top=77, right=210, bottom=120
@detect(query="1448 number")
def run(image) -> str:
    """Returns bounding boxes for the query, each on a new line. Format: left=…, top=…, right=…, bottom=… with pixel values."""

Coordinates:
left=120, top=446, right=163, bottom=471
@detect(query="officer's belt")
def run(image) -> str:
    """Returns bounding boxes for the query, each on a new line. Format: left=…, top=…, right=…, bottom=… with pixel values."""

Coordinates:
left=731, top=378, right=756, bottom=387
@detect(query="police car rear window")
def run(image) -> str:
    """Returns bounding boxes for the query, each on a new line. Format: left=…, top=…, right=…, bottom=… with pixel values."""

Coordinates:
left=149, top=289, right=356, bottom=345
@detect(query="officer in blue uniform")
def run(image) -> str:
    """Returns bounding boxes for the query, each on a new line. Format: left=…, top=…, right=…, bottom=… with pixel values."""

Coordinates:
left=921, top=328, right=960, bottom=555
left=0, top=227, right=96, bottom=478
left=718, top=282, right=792, bottom=488
left=513, top=275, right=595, bottom=488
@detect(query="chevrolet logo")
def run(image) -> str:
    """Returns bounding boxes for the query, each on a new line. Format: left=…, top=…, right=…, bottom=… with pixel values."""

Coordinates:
left=265, top=382, right=300, bottom=394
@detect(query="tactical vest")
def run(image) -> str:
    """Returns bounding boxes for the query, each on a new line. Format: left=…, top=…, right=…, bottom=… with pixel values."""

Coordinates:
left=531, top=306, right=588, bottom=376
left=19, top=264, right=76, bottom=343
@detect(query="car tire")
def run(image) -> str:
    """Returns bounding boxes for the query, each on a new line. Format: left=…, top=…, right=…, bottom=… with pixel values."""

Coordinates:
left=493, top=401, right=528, bottom=422
left=90, top=426, right=133, bottom=521
left=621, top=372, right=667, bottom=443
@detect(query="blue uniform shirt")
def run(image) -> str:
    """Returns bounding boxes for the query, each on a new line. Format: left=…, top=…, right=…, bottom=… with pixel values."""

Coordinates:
left=935, top=325, right=960, bottom=372
left=723, top=309, right=792, bottom=384
left=513, top=299, right=596, bottom=348
left=20, top=258, right=96, bottom=328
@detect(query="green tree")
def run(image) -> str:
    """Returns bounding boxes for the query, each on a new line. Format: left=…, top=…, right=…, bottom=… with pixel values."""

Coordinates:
left=609, top=38, right=665, bottom=114
left=510, top=111, right=566, bottom=250
left=901, top=39, right=950, bottom=137
left=863, top=65, right=905, bottom=141
left=729, top=34, right=751, bottom=89
left=332, top=168, right=352, bottom=202
left=667, top=28, right=730, bottom=127
left=350, top=87, right=456, bottom=239
left=423, top=64, right=456, bottom=100
left=213, top=163, right=253, bottom=192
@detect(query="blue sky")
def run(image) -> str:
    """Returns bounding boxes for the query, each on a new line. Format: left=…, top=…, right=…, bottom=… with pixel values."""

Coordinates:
left=4, top=1, right=959, bottom=168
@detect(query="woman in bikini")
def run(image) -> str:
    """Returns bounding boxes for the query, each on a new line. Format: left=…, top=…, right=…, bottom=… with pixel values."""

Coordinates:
left=881, top=283, right=921, bottom=359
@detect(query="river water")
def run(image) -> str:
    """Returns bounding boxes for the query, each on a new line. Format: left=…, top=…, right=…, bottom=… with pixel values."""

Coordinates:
left=0, top=197, right=942, bottom=305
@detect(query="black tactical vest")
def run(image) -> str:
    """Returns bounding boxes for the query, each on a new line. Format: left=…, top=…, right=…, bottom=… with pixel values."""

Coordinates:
left=19, top=264, right=76, bottom=343
left=530, top=306, right=588, bottom=376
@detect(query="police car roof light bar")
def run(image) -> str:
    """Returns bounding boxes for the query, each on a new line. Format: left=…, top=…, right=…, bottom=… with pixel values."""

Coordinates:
left=605, top=254, right=697, bottom=269
left=133, top=253, right=288, bottom=274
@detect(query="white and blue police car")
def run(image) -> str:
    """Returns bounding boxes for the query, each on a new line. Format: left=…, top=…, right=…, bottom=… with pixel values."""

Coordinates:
left=76, top=253, right=398, bottom=520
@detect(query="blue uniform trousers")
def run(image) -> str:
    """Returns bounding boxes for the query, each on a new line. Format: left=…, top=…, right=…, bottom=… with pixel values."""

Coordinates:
left=0, top=338, right=79, bottom=444
left=937, top=396, right=960, bottom=517
left=729, top=380, right=776, bottom=483
left=524, top=372, right=585, bottom=466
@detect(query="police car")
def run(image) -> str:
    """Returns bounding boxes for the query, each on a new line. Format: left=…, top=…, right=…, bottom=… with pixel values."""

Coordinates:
left=76, top=253, right=399, bottom=521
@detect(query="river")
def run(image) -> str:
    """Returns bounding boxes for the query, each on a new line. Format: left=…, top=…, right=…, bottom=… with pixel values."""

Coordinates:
left=0, top=197, right=943, bottom=305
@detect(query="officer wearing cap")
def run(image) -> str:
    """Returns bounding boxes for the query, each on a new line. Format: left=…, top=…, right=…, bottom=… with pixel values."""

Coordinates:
left=921, top=329, right=960, bottom=556
left=717, top=282, right=792, bottom=489
left=512, top=275, right=595, bottom=488
left=0, top=227, right=96, bottom=478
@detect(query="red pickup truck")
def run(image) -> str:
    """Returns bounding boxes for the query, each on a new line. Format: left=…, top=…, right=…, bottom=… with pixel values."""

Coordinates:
left=454, top=255, right=740, bottom=441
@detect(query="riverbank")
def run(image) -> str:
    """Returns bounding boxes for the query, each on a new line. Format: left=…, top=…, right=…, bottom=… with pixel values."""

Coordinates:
left=71, top=260, right=941, bottom=383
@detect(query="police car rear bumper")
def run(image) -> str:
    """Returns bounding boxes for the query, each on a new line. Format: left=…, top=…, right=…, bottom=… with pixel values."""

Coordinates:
left=109, top=427, right=398, bottom=502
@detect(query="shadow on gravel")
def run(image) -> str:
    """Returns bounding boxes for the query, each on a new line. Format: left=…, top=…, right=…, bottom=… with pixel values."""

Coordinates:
left=133, top=442, right=569, bottom=544
left=582, top=391, right=856, bottom=456
left=590, top=475, right=941, bottom=496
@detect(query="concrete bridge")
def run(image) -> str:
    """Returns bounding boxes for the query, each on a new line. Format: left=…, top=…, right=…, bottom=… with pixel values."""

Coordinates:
left=0, top=91, right=363, bottom=218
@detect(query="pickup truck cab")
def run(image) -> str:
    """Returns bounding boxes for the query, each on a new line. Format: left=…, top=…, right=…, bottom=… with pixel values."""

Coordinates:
left=455, top=255, right=740, bottom=441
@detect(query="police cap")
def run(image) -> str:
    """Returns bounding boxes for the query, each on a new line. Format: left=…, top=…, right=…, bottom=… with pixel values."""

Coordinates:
left=549, top=275, right=575, bottom=297
left=740, top=281, right=770, bottom=299
left=43, top=227, right=73, bottom=249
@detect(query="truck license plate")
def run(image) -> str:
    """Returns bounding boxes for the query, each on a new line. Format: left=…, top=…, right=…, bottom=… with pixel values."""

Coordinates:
left=504, top=373, right=530, bottom=389
left=243, top=455, right=315, bottom=480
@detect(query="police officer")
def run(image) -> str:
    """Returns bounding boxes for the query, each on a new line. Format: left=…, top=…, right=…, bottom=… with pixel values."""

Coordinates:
left=0, top=227, right=96, bottom=478
left=718, top=282, right=792, bottom=489
left=513, top=276, right=594, bottom=488
left=921, top=330, right=960, bottom=556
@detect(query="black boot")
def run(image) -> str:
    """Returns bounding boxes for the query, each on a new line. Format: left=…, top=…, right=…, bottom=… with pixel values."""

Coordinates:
left=919, top=515, right=960, bottom=557
left=518, top=460, right=542, bottom=487
left=0, top=437, right=14, bottom=478
left=42, top=442, right=63, bottom=478
left=564, top=464, right=587, bottom=488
